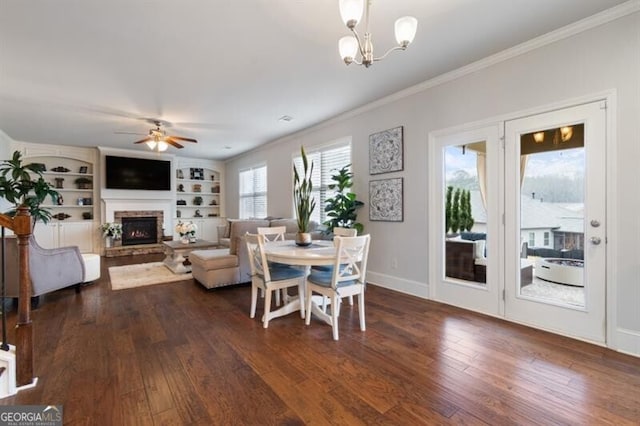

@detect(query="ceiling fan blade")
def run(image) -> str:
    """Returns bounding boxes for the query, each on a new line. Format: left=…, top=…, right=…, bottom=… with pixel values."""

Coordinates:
left=168, top=135, right=197, bottom=143
left=133, top=136, right=152, bottom=144
left=166, top=139, right=184, bottom=149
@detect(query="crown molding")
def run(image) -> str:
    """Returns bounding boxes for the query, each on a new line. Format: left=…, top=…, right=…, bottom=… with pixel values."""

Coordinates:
left=238, top=0, right=639, bottom=158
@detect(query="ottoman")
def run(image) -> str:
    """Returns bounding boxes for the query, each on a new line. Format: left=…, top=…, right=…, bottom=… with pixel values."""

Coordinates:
left=190, top=249, right=240, bottom=289
left=81, top=253, right=101, bottom=283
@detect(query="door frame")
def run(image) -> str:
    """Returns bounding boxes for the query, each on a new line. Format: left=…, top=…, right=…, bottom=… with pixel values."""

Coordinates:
left=427, top=90, right=617, bottom=347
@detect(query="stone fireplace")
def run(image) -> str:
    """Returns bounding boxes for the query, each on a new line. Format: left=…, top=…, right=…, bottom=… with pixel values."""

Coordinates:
left=105, top=210, right=165, bottom=257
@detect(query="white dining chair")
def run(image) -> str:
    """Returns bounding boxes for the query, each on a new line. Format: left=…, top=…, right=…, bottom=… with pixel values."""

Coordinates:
left=257, top=226, right=286, bottom=241
left=305, top=234, right=370, bottom=340
left=245, top=233, right=306, bottom=328
left=313, top=227, right=358, bottom=308
left=257, top=225, right=290, bottom=303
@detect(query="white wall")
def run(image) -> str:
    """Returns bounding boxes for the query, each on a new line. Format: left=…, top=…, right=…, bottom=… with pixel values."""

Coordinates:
left=225, top=12, right=640, bottom=355
left=0, top=129, right=14, bottom=212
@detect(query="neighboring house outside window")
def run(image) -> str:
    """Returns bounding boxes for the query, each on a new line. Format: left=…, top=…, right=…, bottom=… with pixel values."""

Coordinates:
left=293, top=140, right=351, bottom=225
left=239, top=165, right=267, bottom=219
left=529, top=232, right=536, bottom=247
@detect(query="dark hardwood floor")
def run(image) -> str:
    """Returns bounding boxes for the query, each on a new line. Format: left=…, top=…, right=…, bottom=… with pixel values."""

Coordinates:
left=1, top=253, right=639, bottom=425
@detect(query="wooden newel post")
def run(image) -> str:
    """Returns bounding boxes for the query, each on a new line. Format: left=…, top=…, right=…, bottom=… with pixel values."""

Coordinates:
left=14, top=206, right=34, bottom=387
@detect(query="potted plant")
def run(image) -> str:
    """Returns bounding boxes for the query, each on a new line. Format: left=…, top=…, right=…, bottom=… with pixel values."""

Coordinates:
left=323, top=164, right=364, bottom=234
left=293, top=146, right=316, bottom=246
left=100, top=222, right=122, bottom=247
left=0, top=151, right=59, bottom=228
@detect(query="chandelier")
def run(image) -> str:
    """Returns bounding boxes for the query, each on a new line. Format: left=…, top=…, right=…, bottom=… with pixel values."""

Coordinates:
left=338, top=0, right=418, bottom=67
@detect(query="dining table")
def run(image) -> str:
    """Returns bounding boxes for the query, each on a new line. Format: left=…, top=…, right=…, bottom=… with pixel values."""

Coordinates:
left=262, top=239, right=337, bottom=325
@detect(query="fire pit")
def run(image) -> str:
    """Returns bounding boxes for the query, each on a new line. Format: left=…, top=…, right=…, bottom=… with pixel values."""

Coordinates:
left=535, top=258, right=584, bottom=287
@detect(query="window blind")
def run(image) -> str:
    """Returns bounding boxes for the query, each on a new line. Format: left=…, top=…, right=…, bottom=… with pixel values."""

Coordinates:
left=293, top=142, right=351, bottom=224
left=239, top=165, right=267, bottom=219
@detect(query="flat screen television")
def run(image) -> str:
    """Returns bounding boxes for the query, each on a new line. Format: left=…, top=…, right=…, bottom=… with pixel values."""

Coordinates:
left=105, top=155, right=171, bottom=191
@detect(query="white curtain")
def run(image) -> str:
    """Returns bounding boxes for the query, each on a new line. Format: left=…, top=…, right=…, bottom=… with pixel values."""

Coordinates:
left=476, top=152, right=487, bottom=210
left=476, top=152, right=528, bottom=212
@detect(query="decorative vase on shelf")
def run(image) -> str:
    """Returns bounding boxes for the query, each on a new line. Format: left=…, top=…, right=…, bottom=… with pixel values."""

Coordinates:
left=180, top=235, right=190, bottom=244
left=105, top=236, right=112, bottom=248
left=189, top=236, right=197, bottom=243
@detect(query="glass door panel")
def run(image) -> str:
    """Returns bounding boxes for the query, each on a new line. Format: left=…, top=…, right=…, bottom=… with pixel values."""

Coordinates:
left=519, top=124, right=586, bottom=308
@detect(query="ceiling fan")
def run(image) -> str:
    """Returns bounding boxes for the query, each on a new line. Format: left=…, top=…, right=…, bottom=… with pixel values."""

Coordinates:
left=132, top=120, right=198, bottom=151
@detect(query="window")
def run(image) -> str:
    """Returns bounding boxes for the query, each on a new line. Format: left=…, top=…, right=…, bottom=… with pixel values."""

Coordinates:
left=239, top=165, right=267, bottom=219
left=528, top=232, right=535, bottom=247
left=544, top=231, right=550, bottom=246
left=293, top=141, right=351, bottom=224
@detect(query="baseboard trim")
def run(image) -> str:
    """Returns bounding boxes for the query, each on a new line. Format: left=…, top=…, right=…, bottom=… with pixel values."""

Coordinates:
left=367, top=272, right=428, bottom=299
left=614, top=328, right=640, bottom=358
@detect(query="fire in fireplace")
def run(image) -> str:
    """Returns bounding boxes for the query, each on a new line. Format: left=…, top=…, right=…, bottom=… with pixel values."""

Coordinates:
left=121, top=217, right=158, bottom=246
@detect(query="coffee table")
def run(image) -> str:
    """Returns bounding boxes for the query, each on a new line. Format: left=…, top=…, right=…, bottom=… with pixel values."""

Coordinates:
left=163, top=239, right=218, bottom=274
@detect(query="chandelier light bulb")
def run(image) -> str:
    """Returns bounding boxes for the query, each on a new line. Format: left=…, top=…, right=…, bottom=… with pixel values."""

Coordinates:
left=145, top=140, right=157, bottom=150
left=339, top=0, right=364, bottom=28
left=337, top=1, right=418, bottom=67
left=339, top=36, right=359, bottom=63
left=395, top=16, right=418, bottom=46
left=157, top=141, right=169, bottom=152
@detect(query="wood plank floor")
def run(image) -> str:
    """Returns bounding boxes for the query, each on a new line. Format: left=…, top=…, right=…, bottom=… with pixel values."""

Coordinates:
left=1, top=253, right=639, bottom=425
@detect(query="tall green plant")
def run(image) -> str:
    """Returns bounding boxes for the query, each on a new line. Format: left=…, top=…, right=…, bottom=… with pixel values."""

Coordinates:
left=293, top=146, right=316, bottom=233
left=463, top=189, right=474, bottom=231
left=445, top=186, right=453, bottom=234
left=459, top=188, right=469, bottom=233
left=323, top=164, right=364, bottom=234
left=0, top=151, right=59, bottom=225
left=450, top=188, right=461, bottom=233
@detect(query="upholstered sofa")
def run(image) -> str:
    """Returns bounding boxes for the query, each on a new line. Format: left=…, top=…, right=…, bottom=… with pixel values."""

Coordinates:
left=191, top=218, right=325, bottom=289
left=216, top=218, right=323, bottom=248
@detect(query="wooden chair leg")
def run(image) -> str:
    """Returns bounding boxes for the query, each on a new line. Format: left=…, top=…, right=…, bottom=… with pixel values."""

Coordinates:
left=297, top=281, right=305, bottom=319
left=305, top=287, right=313, bottom=325
left=263, top=287, right=272, bottom=328
left=250, top=283, right=258, bottom=318
left=331, top=294, right=340, bottom=340
left=359, top=291, right=366, bottom=331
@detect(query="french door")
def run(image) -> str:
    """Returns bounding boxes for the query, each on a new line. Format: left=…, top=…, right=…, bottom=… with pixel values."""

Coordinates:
left=431, top=101, right=607, bottom=344
left=504, top=101, right=606, bottom=343
left=429, top=125, right=503, bottom=316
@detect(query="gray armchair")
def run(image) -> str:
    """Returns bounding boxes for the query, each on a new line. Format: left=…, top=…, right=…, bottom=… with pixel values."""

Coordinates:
left=4, top=235, right=85, bottom=299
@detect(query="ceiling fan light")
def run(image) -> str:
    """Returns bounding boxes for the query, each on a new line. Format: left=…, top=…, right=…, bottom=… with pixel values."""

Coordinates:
left=157, top=141, right=169, bottom=152
left=339, top=0, right=364, bottom=28
left=339, top=35, right=359, bottom=63
left=395, top=16, right=418, bottom=46
left=146, top=140, right=157, bottom=150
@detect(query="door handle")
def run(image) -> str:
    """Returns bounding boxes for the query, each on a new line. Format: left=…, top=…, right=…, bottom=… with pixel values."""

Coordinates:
left=590, top=236, right=601, bottom=245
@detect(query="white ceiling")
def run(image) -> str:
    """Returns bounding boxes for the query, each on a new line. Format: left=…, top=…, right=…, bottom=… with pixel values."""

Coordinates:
left=0, top=0, right=629, bottom=160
